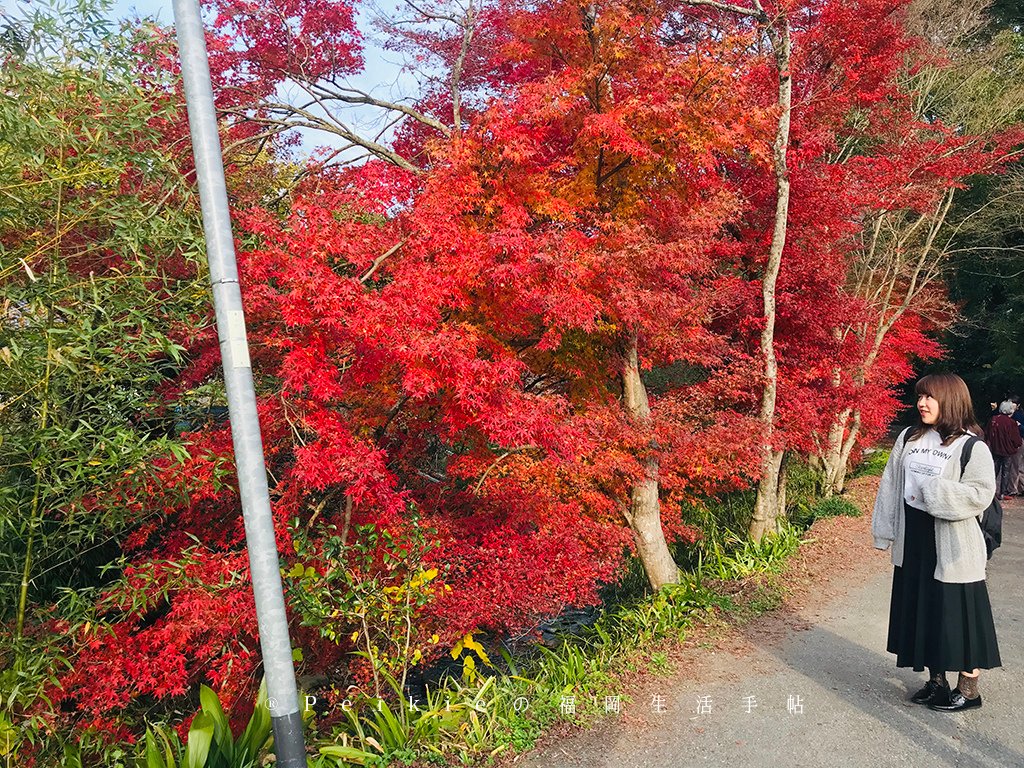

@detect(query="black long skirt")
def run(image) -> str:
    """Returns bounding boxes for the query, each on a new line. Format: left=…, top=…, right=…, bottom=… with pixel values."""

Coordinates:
left=886, top=502, right=1001, bottom=672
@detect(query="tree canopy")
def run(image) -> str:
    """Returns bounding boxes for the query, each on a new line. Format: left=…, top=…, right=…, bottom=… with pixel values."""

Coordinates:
left=1, top=0, right=1022, bottom=761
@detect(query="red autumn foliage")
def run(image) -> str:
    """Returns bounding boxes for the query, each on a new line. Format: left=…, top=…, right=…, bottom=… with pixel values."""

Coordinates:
left=42, top=0, right=1024, bottom=745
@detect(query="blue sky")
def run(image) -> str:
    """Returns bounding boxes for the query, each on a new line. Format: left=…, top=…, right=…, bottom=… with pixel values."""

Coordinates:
left=111, top=0, right=167, bottom=22
left=2, top=0, right=164, bottom=22
left=0, top=0, right=418, bottom=157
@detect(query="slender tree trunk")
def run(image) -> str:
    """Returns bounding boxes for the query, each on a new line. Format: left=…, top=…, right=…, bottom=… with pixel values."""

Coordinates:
left=821, top=191, right=957, bottom=495
left=833, top=409, right=862, bottom=494
left=16, top=504, right=39, bottom=641
left=750, top=18, right=793, bottom=542
left=777, top=451, right=790, bottom=517
left=751, top=449, right=787, bottom=540
left=622, top=332, right=678, bottom=590
left=822, top=407, right=851, bottom=497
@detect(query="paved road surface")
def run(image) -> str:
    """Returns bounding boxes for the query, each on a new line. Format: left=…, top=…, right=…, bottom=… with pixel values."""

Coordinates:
left=514, top=498, right=1024, bottom=768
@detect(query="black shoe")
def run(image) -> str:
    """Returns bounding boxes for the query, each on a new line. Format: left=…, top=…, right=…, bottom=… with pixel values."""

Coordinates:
left=929, top=688, right=982, bottom=712
left=911, top=679, right=950, bottom=705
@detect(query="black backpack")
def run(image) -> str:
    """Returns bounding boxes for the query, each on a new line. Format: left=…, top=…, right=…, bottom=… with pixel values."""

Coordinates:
left=959, top=437, right=1003, bottom=559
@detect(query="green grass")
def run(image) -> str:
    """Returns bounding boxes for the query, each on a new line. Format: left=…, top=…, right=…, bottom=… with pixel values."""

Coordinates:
left=808, top=496, right=862, bottom=519
left=852, top=448, right=889, bottom=478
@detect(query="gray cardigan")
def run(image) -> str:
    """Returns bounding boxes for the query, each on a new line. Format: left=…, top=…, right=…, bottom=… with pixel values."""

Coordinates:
left=871, top=428, right=996, bottom=583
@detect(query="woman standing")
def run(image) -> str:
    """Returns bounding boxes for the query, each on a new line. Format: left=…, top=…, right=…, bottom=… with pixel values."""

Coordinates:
left=872, top=373, right=1000, bottom=711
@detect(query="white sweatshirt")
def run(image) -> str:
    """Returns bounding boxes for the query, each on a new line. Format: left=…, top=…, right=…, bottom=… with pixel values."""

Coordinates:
left=872, top=427, right=996, bottom=583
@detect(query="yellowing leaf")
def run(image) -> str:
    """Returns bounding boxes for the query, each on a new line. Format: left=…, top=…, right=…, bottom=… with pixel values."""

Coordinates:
left=450, top=639, right=464, bottom=660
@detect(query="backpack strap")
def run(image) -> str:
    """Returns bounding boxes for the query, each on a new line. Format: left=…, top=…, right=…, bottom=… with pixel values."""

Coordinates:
left=958, top=436, right=993, bottom=537
left=959, top=435, right=980, bottom=478
left=894, top=426, right=912, bottom=456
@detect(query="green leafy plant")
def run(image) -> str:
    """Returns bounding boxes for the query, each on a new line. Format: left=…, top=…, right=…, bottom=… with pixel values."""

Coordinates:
left=317, top=668, right=509, bottom=766
left=783, top=457, right=827, bottom=529
left=0, top=0, right=206, bottom=649
left=696, top=522, right=803, bottom=581
left=851, top=448, right=889, bottom=478
left=0, top=636, right=73, bottom=763
left=139, top=680, right=272, bottom=768
left=808, top=496, right=863, bottom=519
left=785, top=458, right=826, bottom=510
left=285, top=513, right=446, bottom=700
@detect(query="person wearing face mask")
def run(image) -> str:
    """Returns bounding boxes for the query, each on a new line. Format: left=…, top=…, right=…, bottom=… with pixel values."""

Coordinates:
left=872, top=373, right=1000, bottom=712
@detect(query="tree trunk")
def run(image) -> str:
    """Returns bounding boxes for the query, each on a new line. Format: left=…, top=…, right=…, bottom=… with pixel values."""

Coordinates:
left=622, top=332, right=678, bottom=590
left=821, top=407, right=863, bottom=496
left=833, top=409, right=862, bottom=495
left=750, top=449, right=786, bottom=540
left=822, top=407, right=851, bottom=497
left=777, top=451, right=789, bottom=515
left=750, top=17, right=793, bottom=542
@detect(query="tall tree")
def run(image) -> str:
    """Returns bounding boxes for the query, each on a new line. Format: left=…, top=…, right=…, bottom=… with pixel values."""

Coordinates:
left=681, top=0, right=932, bottom=536
left=819, top=0, right=1024, bottom=493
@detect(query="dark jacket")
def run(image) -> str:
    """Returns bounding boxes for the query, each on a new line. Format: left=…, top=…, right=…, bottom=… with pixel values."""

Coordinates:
left=987, top=414, right=1023, bottom=457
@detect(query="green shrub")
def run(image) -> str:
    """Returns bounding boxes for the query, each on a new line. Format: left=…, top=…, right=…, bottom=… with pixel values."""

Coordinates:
left=784, top=457, right=827, bottom=531
left=809, top=496, right=862, bottom=519
left=785, top=457, right=825, bottom=512
left=136, top=681, right=273, bottom=768
left=674, top=490, right=756, bottom=569
left=787, top=502, right=815, bottom=530
left=0, top=636, right=75, bottom=765
left=852, top=449, right=889, bottom=478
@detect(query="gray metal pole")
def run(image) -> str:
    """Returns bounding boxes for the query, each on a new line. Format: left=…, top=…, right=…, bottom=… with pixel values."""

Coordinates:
left=170, top=1, right=306, bottom=765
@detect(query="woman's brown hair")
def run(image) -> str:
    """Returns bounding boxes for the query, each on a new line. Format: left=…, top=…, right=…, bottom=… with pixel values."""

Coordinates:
left=907, top=373, right=982, bottom=445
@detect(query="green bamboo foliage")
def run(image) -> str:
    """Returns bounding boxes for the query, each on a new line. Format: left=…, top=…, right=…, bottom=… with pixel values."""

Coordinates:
left=0, top=0, right=207, bottom=639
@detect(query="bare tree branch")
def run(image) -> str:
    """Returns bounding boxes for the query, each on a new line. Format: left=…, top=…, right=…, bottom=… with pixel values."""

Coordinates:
left=359, top=240, right=407, bottom=284
left=308, top=81, right=452, bottom=137
left=681, top=0, right=764, bottom=19
left=224, top=102, right=422, bottom=172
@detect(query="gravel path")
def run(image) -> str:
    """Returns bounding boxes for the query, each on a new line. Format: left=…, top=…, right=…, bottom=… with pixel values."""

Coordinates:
left=509, top=488, right=1024, bottom=768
